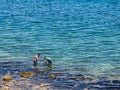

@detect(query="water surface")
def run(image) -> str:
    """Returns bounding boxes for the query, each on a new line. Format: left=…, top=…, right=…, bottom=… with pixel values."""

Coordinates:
left=0, top=0, right=120, bottom=89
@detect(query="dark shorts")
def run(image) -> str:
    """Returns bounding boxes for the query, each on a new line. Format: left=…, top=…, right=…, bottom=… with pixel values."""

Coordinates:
left=34, top=61, right=37, bottom=66
left=47, top=60, right=52, bottom=65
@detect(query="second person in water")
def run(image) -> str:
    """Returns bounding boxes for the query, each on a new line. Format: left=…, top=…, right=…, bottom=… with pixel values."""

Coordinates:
left=43, top=56, right=52, bottom=66
left=33, top=54, right=52, bottom=66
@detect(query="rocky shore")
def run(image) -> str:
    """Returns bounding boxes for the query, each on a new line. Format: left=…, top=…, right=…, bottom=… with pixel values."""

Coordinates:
left=1, top=71, right=57, bottom=90
left=0, top=61, right=120, bottom=90
left=0, top=61, right=55, bottom=90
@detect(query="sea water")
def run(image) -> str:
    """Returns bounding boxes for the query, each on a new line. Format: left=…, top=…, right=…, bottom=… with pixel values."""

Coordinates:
left=0, top=0, right=120, bottom=88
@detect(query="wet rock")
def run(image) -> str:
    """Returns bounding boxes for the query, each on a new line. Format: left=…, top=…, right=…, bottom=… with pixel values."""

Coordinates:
left=21, top=72, right=35, bottom=78
left=4, top=84, right=10, bottom=90
left=40, top=83, right=49, bottom=87
left=3, top=75, right=12, bottom=81
left=49, top=74, right=56, bottom=79
left=39, top=70, right=45, bottom=73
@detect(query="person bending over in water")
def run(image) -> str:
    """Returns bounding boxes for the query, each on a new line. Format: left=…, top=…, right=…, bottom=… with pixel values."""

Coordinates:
left=34, top=53, right=40, bottom=66
left=43, top=56, right=52, bottom=66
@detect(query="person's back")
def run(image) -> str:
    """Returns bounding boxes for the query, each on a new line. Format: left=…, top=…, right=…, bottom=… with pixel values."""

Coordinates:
left=46, top=59, right=52, bottom=65
left=43, top=56, right=52, bottom=66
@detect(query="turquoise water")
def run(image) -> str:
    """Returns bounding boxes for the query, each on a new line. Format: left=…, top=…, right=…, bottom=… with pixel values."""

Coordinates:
left=0, top=0, right=120, bottom=79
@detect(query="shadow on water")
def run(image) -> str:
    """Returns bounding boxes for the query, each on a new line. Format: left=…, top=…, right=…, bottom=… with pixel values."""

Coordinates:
left=0, top=61, right=120, bottom=90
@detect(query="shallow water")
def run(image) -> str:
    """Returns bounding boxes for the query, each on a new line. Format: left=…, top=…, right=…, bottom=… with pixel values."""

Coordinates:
left=0, top=0, right=120, bottom=89
left=0, top=61, right=120, bottom=90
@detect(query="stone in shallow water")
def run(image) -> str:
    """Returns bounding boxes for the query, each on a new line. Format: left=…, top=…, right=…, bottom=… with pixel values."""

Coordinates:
left=4, top=85, right=10, bottom=90
left=21, top=72, right=35, bottom=78
left=49, top=74, right=56, bottom=79
left=40, top=83, right=49, bottom=87
left=39, top=70, right=45, bottom=73
left=3, top=75, right=12, bottom=81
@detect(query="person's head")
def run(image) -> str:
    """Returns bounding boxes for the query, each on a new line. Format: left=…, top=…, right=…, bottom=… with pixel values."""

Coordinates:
left=38, top=53, right=40, bottom=57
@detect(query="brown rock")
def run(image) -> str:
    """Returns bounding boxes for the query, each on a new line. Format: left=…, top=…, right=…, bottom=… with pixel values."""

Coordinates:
left=3, top=75, right=12, bottom=81
left=40, top=83, right=49, bottom=87
left=49, top=74, right=56, bottom=79
left=21, top=72, right=35, bottom=78
left=39, top=70, right=45, bottom=73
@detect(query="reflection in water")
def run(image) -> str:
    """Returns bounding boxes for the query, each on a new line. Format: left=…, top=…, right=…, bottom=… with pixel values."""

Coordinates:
left=34, top=64, right=52, bottom=74
left=46, top=65, right=52, bottom=74
left=34, top=65, right=39, bottom=72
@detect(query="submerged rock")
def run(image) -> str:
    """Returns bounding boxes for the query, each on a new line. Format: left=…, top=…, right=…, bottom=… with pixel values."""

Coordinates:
left=21, top=72, right=35, bottom=78
left=40, top=83, right=49, bottom=87
left=3, top=75, right=12, bottom=81
left=49, top=74, right=56, bottom=79
left=39, top=70, right=45, bottom=73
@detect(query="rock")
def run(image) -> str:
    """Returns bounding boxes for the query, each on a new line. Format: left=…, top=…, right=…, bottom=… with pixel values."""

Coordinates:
left=40, top=83, right=49, bottom=87
left=21, top=72, right=35, bottom=78
left=49, top=74, right=56, bottom=79
left=3, top=75, right=12, bottom=81
left=39, top=70, right=45, bottom=73
left=4, top=85, right=10, bottom=90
